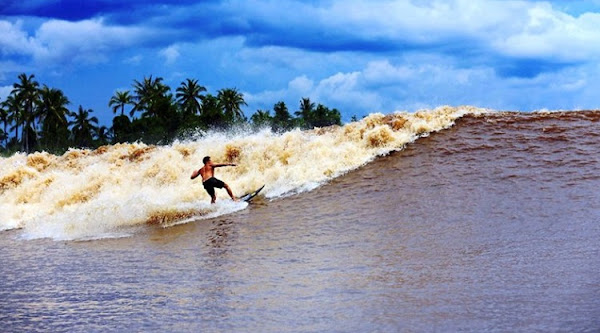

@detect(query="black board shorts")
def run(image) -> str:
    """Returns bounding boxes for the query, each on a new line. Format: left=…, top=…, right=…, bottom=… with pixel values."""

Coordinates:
left=203, top=177, right=225, bottom=197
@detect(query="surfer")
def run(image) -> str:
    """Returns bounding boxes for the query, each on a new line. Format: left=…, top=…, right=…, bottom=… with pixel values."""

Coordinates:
left=191, top=156, right=238, bottom=203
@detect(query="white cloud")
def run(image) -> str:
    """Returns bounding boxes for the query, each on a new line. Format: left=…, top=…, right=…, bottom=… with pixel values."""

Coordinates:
left=159, top=45, right=180, bottom=65
left=244, top=75, right=312, bottom=110
left=34, top=18, right=153, bottom=64
left=4, top=0, right=600, bottom=120
left=227, top=0, right=600, bottom=63
left=1, top=18, right=155, bottom=66
left=123, top=55, right=143, bottom=65
left=0, top=85, right=12, bottom=101
left=494, top=9, right=600, bottom=61
left=0, top=20, right=44, bottom=57
left=363, top=60, right=414, bottom=85
left=245, top=58, right=506, bottom=118
left=288, top=75, right=314, bottom=95
left=0, top=60, right=27, bottom=81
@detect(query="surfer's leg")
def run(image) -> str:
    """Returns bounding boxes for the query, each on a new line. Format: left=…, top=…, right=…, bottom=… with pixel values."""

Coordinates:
left=204, top=185, right=217, bottom=204
left=223, top=183, right=237, bottom=201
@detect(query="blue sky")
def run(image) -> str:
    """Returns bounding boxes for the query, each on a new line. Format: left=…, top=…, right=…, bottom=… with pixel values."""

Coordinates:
left=2, top=0, right=600, bottom=126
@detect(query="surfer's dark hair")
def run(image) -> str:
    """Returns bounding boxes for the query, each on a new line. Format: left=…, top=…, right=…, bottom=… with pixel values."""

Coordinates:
left=203, top=156, right=210, bottom=164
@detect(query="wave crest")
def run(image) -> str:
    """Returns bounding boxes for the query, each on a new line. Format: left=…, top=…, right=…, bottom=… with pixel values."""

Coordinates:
left=0, top=105, right=487, bottom=240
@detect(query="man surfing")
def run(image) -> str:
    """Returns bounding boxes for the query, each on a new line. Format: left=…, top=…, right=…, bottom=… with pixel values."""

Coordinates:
left=191, top=156, right=238, bottom=204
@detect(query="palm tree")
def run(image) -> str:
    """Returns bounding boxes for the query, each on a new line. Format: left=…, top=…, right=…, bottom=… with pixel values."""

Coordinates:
left=12, top=73, right=40, bottom=152
left=295, top=97, right=315, bottom=129
left=250, top=109, right=273, bottom=129
left=176, top=79, right=206, bottom=117
left=38, top=85, right=70, bottom=150
left=312, top=104, right=342, bottom=127
left=108, top=90, right=134, bottom=117
left=94, top=125, right=111, bottom=146
left=69, top=106, right=98, bottom=148
left=200, top=93, right=223, bottom=127
left=272, top=101, right=292, bottom=131
left=0, top=129, right=5, bottom=150
left=132, top=75, right=170, bottom=119
left=3, top=93, right=21, bottom=145
left=217, top=88, right=247, bottom=122
left=0, top=100, right=8, bottom=148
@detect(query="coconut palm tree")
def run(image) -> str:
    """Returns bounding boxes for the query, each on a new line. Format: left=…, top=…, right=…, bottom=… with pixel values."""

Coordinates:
left=38, top=85, right=70, bottom=150
left=131, top=75, right=170, bottom=119
left=312, top=104, right=342, bottom=127
left=250, top=109, right=273, bottom=129
left=272, top=101, right=292, bottom=131
left=217, top=88, right=247, bottom=122
left=69, top=106, right=98, bottom=148
left=200, top=93, right=224, bottom=127
left=176, top=79, right=206, bottom=117
left=0, top=100, right=8, bottom=148
left=94, top=125, right=111, bottom=146
left=0, top=129, right=5, bottom=150
left=3, top=93, right=21, bottom=146
left=295, top=97, right=315, bottom=129
left=108, top=90, right=134, bottom=117
left=12, top=73, right=40, bottom=152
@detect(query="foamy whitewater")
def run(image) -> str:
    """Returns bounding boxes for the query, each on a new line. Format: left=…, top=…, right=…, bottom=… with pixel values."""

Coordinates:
left=0, top=106, right=487, bottom=240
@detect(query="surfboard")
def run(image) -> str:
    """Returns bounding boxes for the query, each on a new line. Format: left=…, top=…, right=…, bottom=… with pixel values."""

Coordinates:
left=239, top=185, right=265, bottom=202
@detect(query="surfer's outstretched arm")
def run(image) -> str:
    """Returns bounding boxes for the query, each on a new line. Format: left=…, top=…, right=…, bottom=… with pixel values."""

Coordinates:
left=213, top=163, right=236, bottom=168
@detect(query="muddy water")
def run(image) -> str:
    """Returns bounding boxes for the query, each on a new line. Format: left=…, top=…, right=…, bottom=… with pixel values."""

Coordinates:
left=1, top=111, right=599, bottom=332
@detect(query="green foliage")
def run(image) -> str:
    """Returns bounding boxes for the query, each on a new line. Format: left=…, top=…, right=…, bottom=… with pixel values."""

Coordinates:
left=0, top=73, right=345, bottom=155
left=0, top=100, right=9, bottom=149
left=176, top=79, right=205, bottom=117
left=12, top=73, right=40, bottom=153
left=250, top=109, right=273, bottom=129
left=199, top=94, right=225, bottom=129
left=69, top=106, right=99, bottom=148
left=217, top=88, right=247, bottom=125
left=38, top=85, right=71, bottom=151
left=112, top=114, right=132, bottom=143
left=109, top=90, right=133, bottom=117
left=272, top=101, right=293, bottom=132
left=291, top=97, right=341, bottom=129
left=0, top=128, right=6, bottom=155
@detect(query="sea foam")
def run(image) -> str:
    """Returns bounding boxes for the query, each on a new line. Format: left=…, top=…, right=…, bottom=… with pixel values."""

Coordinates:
left=0, top=106, right=488, bottom=240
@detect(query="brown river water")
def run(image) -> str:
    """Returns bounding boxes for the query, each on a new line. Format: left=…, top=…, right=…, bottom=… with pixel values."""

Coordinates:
left=1, top=107, right=599, bottom=332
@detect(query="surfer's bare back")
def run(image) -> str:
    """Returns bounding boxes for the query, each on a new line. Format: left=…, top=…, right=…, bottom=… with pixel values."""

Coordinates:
left=191, top=156, right=237, bottom=204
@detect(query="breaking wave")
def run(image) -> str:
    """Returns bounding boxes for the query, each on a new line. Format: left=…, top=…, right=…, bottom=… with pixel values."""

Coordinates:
left=0, top=105, right=487, bottom=240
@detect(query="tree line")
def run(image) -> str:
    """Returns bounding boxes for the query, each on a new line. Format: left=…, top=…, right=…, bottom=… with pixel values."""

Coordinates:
left=0, top=73, right=342, bottom=155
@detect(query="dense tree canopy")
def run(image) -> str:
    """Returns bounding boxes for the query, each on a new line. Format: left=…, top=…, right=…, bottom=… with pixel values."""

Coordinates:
left=0, top=73, right=344, bottom=156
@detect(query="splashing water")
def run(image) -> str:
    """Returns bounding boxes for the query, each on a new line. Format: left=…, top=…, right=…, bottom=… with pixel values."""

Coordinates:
left=0, top=106, right=488, bottom=240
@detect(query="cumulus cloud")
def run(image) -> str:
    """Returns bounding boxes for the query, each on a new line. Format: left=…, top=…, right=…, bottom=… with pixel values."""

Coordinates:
left=183, top=1, right=600, bottom=67
left=491, top=5, right=600, bottom=62
left=0, top=17, right=156, bottom=66
left=0, top=85, right=12, bottom=101
left=362, top=60, right=414, bottom=86
left=288, top=76, right=314, bottom=95
left=245, top=58, right=505, bottom=118
left=3, top=0, right=600, bottom=120
left=34, top=18, right=154, bottom=64
left=7, top=1, right=600, bottom=66
left=159, top=45, right=180, bottom=65
left=0, top=20, right=44, bottom=57
left=6, top=1, right=600, bottom=75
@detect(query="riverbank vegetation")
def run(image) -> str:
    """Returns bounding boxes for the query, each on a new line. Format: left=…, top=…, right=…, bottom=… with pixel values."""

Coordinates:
left=0, top=73, right=342, bottom=155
